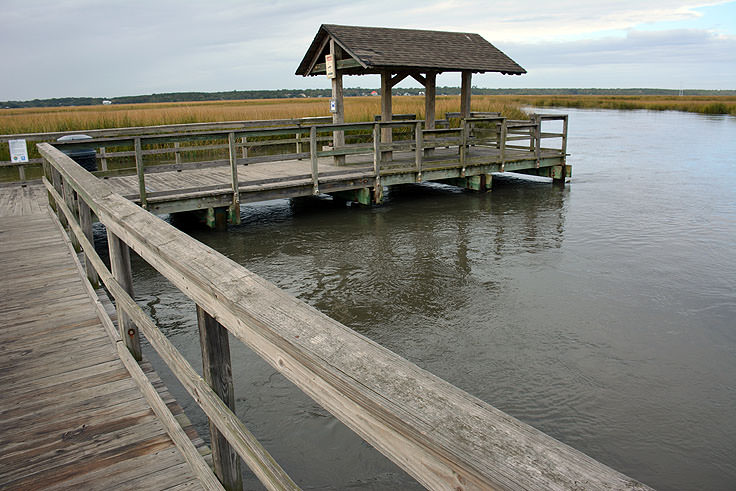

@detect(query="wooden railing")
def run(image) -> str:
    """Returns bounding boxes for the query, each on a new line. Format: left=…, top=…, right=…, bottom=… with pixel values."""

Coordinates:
left=37, top=139, right=648, bottom=490
left=2, top=114, right=568, bottom=183
left=0, top=117, right=333, bottom=181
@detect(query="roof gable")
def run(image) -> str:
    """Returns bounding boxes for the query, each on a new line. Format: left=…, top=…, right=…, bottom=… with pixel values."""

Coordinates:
left=296, top=24, right=526, bottom=76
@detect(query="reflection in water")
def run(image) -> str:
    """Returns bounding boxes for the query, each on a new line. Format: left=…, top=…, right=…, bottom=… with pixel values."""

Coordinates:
left=119, top=108, right=736, bottom=491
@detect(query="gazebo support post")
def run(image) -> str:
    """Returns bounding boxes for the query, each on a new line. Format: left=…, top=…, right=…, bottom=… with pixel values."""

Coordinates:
left=330, top=39, right=346, bottom=165
left=424, top=71, right=436, bottom=157
left=381, top=71, right=393, bottom=162
left=461, top=70, right=472, bottom=118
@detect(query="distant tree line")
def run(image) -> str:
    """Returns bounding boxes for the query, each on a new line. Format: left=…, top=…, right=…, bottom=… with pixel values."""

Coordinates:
left=3, top=87, right=734, bottom=108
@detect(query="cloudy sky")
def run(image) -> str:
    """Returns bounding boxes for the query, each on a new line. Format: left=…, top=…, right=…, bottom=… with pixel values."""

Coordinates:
left=2, top=0, right=735, bottom=100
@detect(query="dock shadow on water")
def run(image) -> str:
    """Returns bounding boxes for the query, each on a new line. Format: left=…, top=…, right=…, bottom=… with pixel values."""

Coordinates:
left=119, top=108, right=736, bottom=491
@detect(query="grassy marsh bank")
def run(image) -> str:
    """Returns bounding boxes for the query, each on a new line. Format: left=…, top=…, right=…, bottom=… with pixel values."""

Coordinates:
left=509, top=94, right=736, bottom=115
left=0, top=95, right=526, bottom=135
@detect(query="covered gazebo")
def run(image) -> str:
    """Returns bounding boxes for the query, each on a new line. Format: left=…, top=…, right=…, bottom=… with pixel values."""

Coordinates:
left=296, top=24, right=526, bottom=159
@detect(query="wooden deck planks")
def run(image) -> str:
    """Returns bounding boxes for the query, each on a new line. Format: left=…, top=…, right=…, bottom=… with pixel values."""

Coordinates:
left=0, top=184, right=207, bottom=490
left=105, top=145, right=560, bottom=208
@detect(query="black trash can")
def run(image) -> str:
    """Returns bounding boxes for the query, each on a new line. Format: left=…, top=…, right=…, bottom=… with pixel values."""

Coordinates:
left=57, top=134, right=97, bottom=171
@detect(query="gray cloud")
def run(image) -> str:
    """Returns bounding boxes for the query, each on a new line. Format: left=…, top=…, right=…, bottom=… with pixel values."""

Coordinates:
left=1, top=1, right=733, bottom=99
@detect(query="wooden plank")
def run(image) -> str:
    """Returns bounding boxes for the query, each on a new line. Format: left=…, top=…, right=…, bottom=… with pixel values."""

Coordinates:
left=0, top=185, right=198, bottom=491
left=43, top=178, right=298, bottom=491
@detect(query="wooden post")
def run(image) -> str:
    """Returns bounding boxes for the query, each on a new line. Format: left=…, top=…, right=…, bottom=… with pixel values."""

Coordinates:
left=134, top=137, right=147, bottom=209
left=79, top=199, right=99, bottom=288
left=51, top=168, right=67, bottom=227
left=460, top=70, right=472, bottom=119
left=372, top=123, right=382, bottom=203
left=330, top=39, right=345, bottom=166
left=500, top=119, right=508, bottom=172
left=174, top=142, right=182, bottom=166
left=554, top=115, right=569, bottom=186
left=100, top=146, right=108, bottom=171
left=62, top=182, right=81, bottom=251
left=295, top=125, right=302, bottom=160
left=18, top=164, right=26, bottom=181
left=460, top=119, right=468, bottom=174
left=533, top=115, right=541, bottom=168
left=414, top=121, right=423, bottom=182
left=310, top=126, right=319, bottom=195
left=381, top=71, right=393, bottom=161
left=240, top=137, right=248, bottom=159
left=42, top=158, right=57, bottom=212
left=107, top=230, right=142, bottom=361
left=227, top=132, right=241, bottom=226
left=424, top=72, right=436, bottom=157
left=196, top=305, right=243, bottom=491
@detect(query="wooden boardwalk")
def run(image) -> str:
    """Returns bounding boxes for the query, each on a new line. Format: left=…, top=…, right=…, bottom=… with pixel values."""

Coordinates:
left=105, top=145, right=565, bottom=215
left=0, top=183, right=208, bottom=490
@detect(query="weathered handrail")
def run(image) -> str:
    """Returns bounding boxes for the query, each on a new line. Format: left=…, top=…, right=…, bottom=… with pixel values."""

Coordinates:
left=4, top=114, right=567, bottom=187
left=1, top=116, right=334, bottom=179
left=38, top=141, right=647, bottom=490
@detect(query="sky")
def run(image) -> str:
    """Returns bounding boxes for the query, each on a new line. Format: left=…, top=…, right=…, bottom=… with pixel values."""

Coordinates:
left=1, top=0, right=735, bottom=100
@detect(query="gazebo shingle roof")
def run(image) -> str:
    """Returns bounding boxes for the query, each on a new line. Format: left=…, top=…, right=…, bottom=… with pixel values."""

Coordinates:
left=296, top=24, right=526, bottom=76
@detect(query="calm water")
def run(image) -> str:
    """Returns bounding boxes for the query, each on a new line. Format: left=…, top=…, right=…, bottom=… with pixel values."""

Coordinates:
left=118, top=108, right=736, bottom=490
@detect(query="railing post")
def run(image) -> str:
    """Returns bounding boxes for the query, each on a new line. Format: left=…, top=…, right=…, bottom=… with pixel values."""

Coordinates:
left=62, top=181, right=81, bottom=252
left=414, top=121, right=423, bottom=182
left=227, top=132, right=241, bottom=225
left=240, top=136, right=248, bottom=159
left=310, top=126, right=319, bottom=195
left=561, top=115, right=569, bottom=158
left=196, top=306, right=243, bottom=491
left=42, top=158, right=57, bottom=212
left=174, top=142, right=182, bottom=166
left=373, top=122, right=382, bottom=202
left=107, top=230, right=142, bottom=361
left=51, top=168, right=68, bottom=227
left=100, top=146, right=108, bottom=171
left=500, top=119, right=508, bottom=172
left=459, top=119, right=468, bottom=175
left=533, top=114, right=541, bottom=168
left=18, top=164, right=26, bottom=182
left=78, top=199, right=99, bottom=288
left=134, top=137, right=147, bottom=209
left=295, top=125, right=302, bottom=160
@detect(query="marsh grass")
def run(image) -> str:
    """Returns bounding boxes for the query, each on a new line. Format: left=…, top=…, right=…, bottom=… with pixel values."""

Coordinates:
left=2, top=94, right=732, bottom=181
left=0, top=95, right=527, bottom=135
left=0, top=96, right=526, bottom=180
left=513, top=94, right=736, bottom=115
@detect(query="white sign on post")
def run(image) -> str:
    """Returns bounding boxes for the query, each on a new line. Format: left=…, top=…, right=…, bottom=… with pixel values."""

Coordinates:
left=325, top=54, right=335, bottom=79
left=9, top=139, right=29, bottom=163
left=330, top=98, right=337, bottom=113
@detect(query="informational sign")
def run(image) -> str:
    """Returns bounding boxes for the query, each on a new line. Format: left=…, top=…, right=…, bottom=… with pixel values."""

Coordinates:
left=325, top=54, right=335, bottom=79
left=330, top=98, right=337, bottom=113
left=9, top=139, right=29, bottom=163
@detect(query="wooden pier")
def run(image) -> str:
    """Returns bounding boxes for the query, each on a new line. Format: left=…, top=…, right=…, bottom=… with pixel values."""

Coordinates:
left=2, top=112, right=571, bottom=229
left=0, top=184, right=218, bottom=489
left=0, top=136, right=655, bottom=490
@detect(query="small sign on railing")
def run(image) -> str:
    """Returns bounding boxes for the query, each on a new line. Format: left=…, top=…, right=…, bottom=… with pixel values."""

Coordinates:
left=9, top=139, right=29, bottom=163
